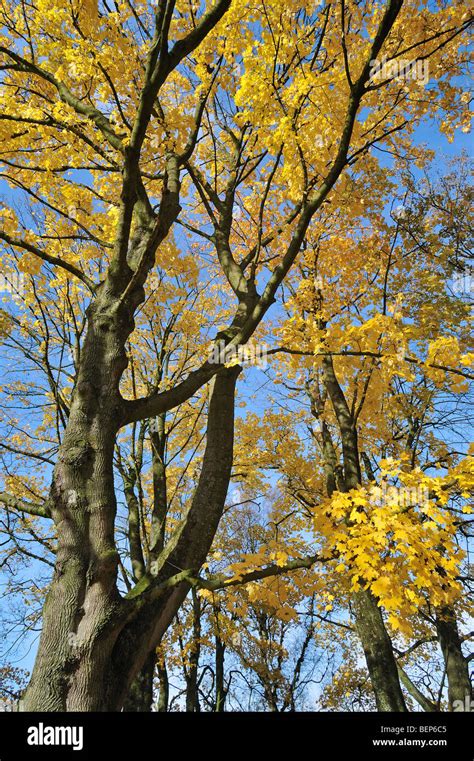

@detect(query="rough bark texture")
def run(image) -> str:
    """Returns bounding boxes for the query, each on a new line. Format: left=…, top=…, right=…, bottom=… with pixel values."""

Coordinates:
left=435, top=606, right=472, bottom=709
left=351, top=590, right=407, bottom=711
left=22, top=305, right=240, bottom=710
left=123, top=652, right=156, bottom=712
left=23, top=286, right=137, bottom=711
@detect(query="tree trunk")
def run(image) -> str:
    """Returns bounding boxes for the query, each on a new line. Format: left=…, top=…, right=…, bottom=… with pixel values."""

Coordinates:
left=22, top=254, right=240, bottom=711
left=352, top=589, right=407, bottom=711
left=185, top=589, right=201, bottom=712
left=156, top=659, right=169, bottom=712
left=215, top=635, right=226, bottom=712
left=435, top=606, right=472, bottom=709
left=149, top=413, right=168, bottom=559
left=23, top=288, right=135, bottom=711
left=123, top=651, right=155, bottom=712
left=102, top=367, right=240, bottom=711
left=397, top=664, right=437, bottom=711
left=315, top=354, right=407, bottom=711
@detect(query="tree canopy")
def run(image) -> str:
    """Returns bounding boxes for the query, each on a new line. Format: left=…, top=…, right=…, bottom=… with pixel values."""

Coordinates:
left=0, top=0, right=472, bottom=712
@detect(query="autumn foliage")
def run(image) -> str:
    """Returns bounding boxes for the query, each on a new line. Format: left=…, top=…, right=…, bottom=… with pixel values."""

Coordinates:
left=0, top=0, right=472, bottom=712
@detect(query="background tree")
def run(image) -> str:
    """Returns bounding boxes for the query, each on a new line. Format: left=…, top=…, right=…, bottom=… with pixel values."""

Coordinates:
left=231, top=158, right=472, bottom=710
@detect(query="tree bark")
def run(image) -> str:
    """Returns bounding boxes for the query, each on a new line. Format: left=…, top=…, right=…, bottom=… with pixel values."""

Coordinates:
left=215, top=635, right=226, bottom=712
left=23, top=287, right=137, bottom=711
left=122, top=651, right=156, bottom=712
left=156, top=659, right=169, bottom=712
left=435, top=606, right=472, bottom=709
left=397, top=664, right=437, bottom=712
left=185, top=589, right=201, bottom=712
left=149, top=413, right=168, bottom=559
left=352, top=590, right=407, bottom=711
left=22, top=262, right=240, bottom=711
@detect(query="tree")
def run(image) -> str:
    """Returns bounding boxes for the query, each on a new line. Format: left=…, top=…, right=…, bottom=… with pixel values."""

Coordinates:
left=232, top=157, right=472, bottom=710
left=0, top=0, right=471, bottom=711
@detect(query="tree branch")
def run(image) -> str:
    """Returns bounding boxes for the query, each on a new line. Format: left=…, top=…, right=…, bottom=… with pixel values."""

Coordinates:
left=0, top=231, right=96, bottom=290
left=0, top=492, right=51, bottom=519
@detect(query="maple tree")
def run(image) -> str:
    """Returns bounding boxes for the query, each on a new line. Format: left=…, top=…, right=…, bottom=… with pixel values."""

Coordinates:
left=228, top=156, right=473, bottom=710
left=0, top=0, right=472, bottom=712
